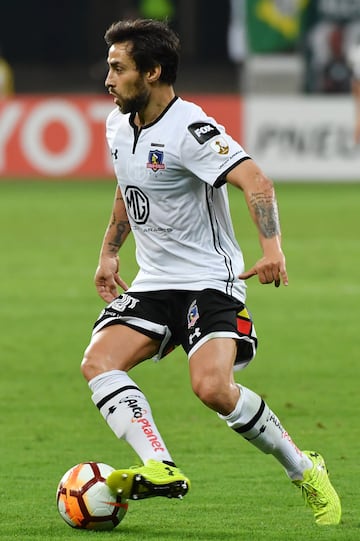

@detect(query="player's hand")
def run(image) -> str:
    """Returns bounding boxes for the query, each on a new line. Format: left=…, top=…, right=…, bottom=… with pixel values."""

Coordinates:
left=239, top=252, right=288, bottom=288
left=94, top=256, right=129, bottom=302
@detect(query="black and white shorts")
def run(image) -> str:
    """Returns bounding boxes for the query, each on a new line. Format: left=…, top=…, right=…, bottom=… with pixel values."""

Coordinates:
left=92, top=289, right=258, bottom=371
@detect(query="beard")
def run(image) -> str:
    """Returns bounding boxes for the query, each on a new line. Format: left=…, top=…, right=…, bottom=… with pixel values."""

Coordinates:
left=118, top=80, right=150, bottom=115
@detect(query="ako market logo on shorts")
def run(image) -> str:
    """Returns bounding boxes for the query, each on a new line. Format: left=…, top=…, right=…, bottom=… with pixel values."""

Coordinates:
left=146, top=149, right=166, bottom=172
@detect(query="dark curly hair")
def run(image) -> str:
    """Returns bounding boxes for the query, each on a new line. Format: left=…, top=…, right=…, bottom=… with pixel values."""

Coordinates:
left=104, top=19, right=180, bottom=85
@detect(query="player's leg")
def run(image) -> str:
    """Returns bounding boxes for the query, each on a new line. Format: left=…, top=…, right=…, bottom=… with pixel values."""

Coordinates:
left=189, top=338, right=341, bottom=524
left=82, top=324, right=173, bottom=462
left=186, top=292, right=307, bottom=469
left=189, top=337, right=312, bottom=476
left=184, top=289, right=341, bottom=525
left=81, top=293, right=189, bottom=500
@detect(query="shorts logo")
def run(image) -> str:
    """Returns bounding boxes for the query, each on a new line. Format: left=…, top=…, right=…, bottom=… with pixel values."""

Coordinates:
left=187, top=300, right=199, bottom=328
left=188, top=122, right=220, bottom=144
left=109, top=294, right=139, bottom=312
left=146, top=149, right=166, bottom=171
left=189, top=327, right=201, bottom=345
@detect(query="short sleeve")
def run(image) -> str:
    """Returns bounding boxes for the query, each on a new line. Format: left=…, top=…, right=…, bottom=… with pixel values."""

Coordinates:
left=180, top=116, right=250, bottom=187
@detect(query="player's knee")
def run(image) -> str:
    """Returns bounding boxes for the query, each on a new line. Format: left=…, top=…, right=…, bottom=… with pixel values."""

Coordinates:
left=191, top=373, right=239, bottom=414
left=191, top=376, right=220, bottom=410
left=81, top=343, right=103, bottom=382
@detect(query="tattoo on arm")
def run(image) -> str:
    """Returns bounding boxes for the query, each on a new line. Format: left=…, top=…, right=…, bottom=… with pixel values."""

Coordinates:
left=250, top=192, right=281, bottom=238
left=107, top=213, right=130, bottom=253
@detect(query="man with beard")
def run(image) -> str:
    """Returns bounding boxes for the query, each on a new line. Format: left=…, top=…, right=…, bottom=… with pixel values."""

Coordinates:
left=80, top=18, right=341, bottom=526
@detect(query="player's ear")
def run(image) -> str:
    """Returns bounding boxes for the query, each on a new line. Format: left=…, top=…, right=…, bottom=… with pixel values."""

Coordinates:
left=147, top=65, right=161, bottom=83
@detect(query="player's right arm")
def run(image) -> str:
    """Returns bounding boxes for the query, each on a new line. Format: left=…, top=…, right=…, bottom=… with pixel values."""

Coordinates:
left=95, top=185, right=131, bottom=302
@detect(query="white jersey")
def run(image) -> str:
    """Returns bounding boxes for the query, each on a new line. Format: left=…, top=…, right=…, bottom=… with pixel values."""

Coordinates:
left=106, top=96, right=250, bottom=302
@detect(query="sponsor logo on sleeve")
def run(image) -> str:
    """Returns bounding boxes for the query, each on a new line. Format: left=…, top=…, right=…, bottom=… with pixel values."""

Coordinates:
left=188, top=122, right=221, bottom=144
left=210, top=137, right=229, bottom=155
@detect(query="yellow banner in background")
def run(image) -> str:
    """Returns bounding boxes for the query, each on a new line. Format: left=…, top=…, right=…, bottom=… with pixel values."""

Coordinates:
left=247, top=0, right=309, bottom=52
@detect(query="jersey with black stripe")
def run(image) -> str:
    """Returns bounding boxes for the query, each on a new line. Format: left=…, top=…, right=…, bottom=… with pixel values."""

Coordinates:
left=106, top=96, right=250, bottom=302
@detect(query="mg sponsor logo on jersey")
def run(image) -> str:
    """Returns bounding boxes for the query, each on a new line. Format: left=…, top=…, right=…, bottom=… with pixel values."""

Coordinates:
left=146, top=149, right=166, bottom=172
left=125, top=186, right=150, bottom=224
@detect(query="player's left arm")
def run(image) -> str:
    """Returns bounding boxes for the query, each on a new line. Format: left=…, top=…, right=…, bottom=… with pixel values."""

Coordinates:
left=226, top=159, right=288, bottom=287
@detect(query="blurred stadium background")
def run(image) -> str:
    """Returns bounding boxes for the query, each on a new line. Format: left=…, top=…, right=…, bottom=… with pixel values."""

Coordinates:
left=1, top=5, right=359, bottom=538
left=0, top=0, right=360, bottom=181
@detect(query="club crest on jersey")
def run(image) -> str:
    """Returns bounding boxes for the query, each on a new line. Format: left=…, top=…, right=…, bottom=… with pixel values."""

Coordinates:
left=187, top=300, right=199, bottom=329
left=188, top=122, right=220, bottom=144
left=146, top=149, right=166, bottom=171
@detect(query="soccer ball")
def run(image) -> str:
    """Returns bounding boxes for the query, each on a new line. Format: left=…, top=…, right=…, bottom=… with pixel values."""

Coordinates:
left=56, top=462, right=128, bottom=530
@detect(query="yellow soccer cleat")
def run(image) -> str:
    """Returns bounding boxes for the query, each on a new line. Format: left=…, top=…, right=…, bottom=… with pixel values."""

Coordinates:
left=106, top=459, right=190, bottom=501
left=293, top=451, right=341, bottom=525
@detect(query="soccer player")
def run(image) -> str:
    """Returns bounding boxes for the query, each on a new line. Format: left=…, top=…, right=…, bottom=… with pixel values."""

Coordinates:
left=81, top=19, right=341, bottom=525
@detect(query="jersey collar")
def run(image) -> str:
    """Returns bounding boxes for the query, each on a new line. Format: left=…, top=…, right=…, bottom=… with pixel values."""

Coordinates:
left=129, top=96, right=179, bottom=130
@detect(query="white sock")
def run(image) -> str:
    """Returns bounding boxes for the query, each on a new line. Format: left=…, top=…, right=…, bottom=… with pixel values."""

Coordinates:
left=219, top=384, right=312, bottom=480
left=89, top=369, right=173, bottom=465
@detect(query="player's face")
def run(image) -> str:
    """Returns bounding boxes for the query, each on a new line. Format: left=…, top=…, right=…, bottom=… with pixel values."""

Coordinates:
left=105, top=42, right=150, bottom=114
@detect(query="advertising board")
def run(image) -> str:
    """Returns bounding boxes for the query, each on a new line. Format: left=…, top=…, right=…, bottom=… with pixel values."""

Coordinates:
left=245, top=96, right=360, bottom=181
left=0, top=94, right=242, bottom=179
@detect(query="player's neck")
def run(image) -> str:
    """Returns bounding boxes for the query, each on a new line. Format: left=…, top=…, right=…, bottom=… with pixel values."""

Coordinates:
left=135, top=85, right=175, bottom=127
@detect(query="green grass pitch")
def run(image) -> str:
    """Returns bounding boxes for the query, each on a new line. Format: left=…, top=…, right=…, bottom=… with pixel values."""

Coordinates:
left=0, top=180, right=359, bottom=540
